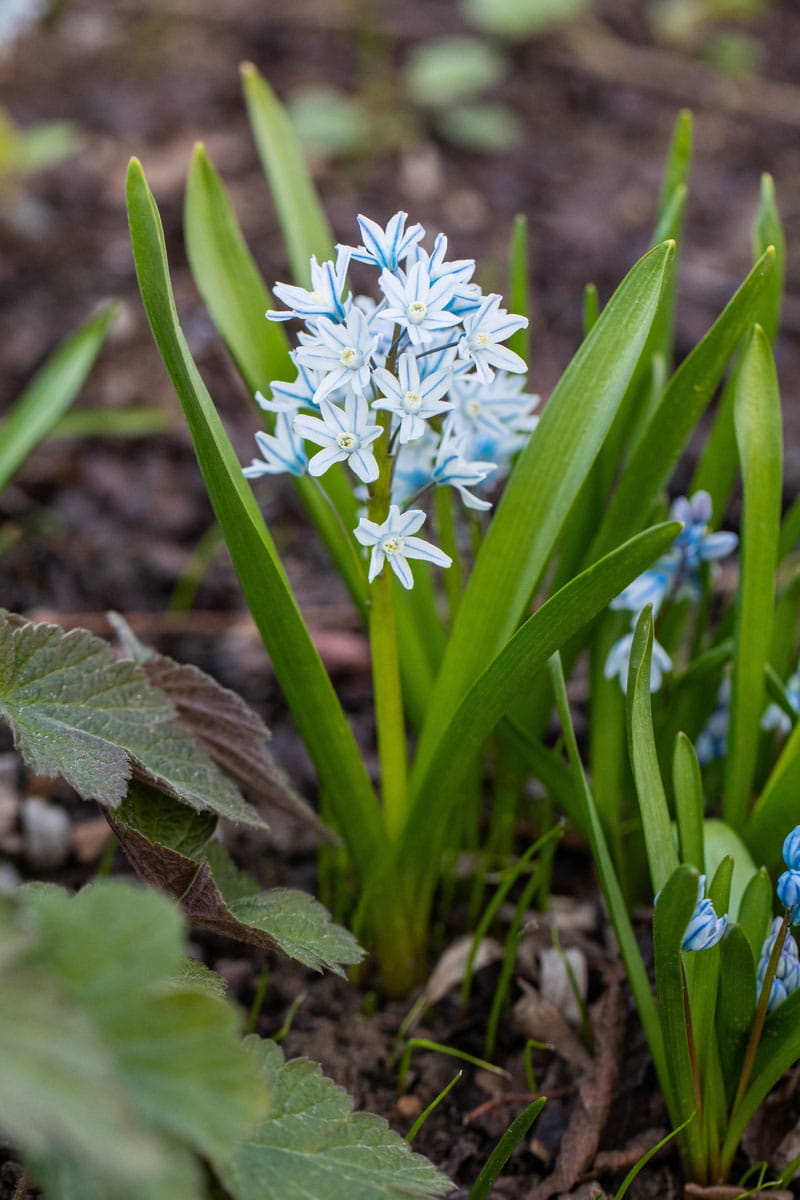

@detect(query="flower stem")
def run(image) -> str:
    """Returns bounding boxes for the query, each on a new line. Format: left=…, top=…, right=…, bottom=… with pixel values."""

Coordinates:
left=434, top=484, right=462, bottom=622
left=369, top=568, right=409, bottom=839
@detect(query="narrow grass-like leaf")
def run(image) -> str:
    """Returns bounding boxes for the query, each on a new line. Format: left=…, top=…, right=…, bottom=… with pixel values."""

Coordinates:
left=414, top=241, right=675, bottom=769
left=745, top=719, right=800, bottom=873
left=656, top=109, right=692, bottom=227
left=702, top=820, right=758, bottom=922
left=673, top=733, right=704, bottom=870
left=0, top=302, right=116, bottom=492
left=613, top=1116, right=693, bottom=1200
left=184, top=143, right=291, bottom=387
left=240, top=63, right=334, bottom=285
left=724, top=326, right=782, bottom=828
left=716, top=925, right=757, bottom=1101
left=125, top=158, right=383, bottom=880
left=750, top=174, right=785, bottom=344
left=653, top=864, right=708, bottom=1180
left=626, top=607, right=679, bottom=894
left=590, top=248, right=775, bottom=562
left=737, top=867, right=772, bottom=964
left=404, top=522, right=681, bottom=896
left=548, top=652, right=669, bottom=1114
left=468, top=1098, right=546, bottom=1200
left=507, top=213, right=529, bottom=364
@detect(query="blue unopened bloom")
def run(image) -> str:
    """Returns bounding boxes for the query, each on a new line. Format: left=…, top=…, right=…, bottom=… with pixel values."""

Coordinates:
left=783, top=827, right=800, bottom=872
left=354, top=505, right=452, bottom=589
left=777, top=869, right=800, bottom=924
left=757, top=918, right=800, bottom=1011
left=681, top=875, right=727, bottom=952
left=345, top=212, right=425, bottom=272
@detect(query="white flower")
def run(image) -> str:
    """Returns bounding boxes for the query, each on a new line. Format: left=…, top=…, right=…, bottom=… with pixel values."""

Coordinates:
left=604, top=625, right=672, bottom=693
left=432, top=427, right=496, bottom=511
left=295, top=308, right=378, bottom=403
left=294, top=394, right=382, bottom=483
left=458, top=294, right=528, bottom=383
left=243, top=413, right=308, bottom=478
left=378, top=261, right=461, bottom=346
left=354, top=505, right=452, bottom=589
left=267, top=246, right=352, bottom=324
left=371, top=353, right=452, bottom=444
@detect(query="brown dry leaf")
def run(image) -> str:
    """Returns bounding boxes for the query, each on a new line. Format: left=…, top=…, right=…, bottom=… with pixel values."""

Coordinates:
left=513, top=979, right=591, bottom=1072
left=525, top=975, right=625, bottom=1200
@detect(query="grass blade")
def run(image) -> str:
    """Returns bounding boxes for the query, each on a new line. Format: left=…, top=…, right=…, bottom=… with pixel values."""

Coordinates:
left=468, top=1098, right=546, bottom=1200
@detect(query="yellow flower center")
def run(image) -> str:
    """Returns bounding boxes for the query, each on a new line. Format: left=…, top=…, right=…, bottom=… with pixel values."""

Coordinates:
left=403, top=391, right=423, bottom=412
left=408, top=301, right=427, bottom=324
left=383, top=536, right=404, bottom=556
left=337, top=432, right=356, bottom=450
left=340, top=347, right=358, bottom=366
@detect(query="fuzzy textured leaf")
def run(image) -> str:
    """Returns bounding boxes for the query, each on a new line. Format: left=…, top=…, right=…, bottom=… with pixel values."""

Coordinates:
left=0, top=611, right=266, bottom=827
left=217, top=1038, right=453, bottom=1199
left=109, top=785, right=363, bottom=974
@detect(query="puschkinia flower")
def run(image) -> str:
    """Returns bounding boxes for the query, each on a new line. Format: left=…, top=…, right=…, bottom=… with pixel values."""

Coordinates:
left=295, top=308, right=378, bottom=403
left=244, top=212, right=534, bottom=589
left=354, top=505, right=452, bottom=589
left=777, top=869, right=800, bottom=925
left=757, top=918, right=800, bottom=1011
left=695, top=676, right=730, bottom=766
left=458, top=294, right=528, bottom=383
left=345, top=212, right=425, bottom=272
left=432, top=428, right=497, bottom=511
left=268, top=247, right=352, bottom=324
left=371, top=354, right=453, bottom=444
left=681, top=875, right=727, bottom=952
left=783, top=826, right=800, bottom=872
left=668, top=491, right=738, bottom=577
left=294, top=395, right=382, bottom=483
left=378, top=261, right=461, bottom=345
left=604, top=623, right=672, bottom=693
left=762, top=668, right=800, bottom=735
left=244, top=414, right=308, bottom=478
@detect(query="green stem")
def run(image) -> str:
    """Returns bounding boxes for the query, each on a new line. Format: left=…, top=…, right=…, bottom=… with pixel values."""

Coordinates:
left=434, top=484, right=463, bottom=621
left=369, top=568, right=409, bottom=839
left=721, top=911, right=791, bottom=1177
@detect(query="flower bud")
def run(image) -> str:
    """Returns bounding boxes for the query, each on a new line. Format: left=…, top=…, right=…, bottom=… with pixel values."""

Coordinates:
left=777, top=869, right=800, bottom=924
left=783, top=826, right=800, bottom=872
left=681, top=876, right=727, bottom=952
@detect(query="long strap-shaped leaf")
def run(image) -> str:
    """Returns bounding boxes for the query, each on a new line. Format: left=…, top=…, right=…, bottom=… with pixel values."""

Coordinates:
left=241, top=63, right=334, bottom=286
left=588, top=247, right=776, bottom=563
left=412, top=240, right=675, bottom=775
left=724, top=326, right=782, bottom=829
left=125, top=159, right=384, bottom=880
left=0, top=302, right=117, bottom=492
left=401, top=520, right=681, bottom=905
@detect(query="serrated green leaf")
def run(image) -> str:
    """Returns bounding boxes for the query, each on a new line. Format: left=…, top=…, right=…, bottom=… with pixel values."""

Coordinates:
left=109, top=787, right=363, bottom=975
left=0, top=611, right=265, bottom=827
left=217, top=1038, right=453, bottom=1199
left=0, top=303, right=116, bottom=493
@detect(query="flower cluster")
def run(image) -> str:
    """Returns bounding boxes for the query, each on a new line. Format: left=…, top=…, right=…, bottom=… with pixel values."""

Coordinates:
left=695, top=662, right=800, bottom=767
left=777, top=826, right=800, bottom=925
left=757, top=917, right=800, bottom=1012
left=244, top=212, right=538, bottom=588
left=604, top=490, right=738, bottom=693
left=680, top=874, right=727, bottom=952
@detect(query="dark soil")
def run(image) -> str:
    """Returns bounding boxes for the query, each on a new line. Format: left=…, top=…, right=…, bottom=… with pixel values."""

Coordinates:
left=3, top=1, right=800, bottom=1196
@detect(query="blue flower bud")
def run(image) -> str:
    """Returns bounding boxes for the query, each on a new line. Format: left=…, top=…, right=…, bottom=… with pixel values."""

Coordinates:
left=783, top=826, right=800, bottom=872
left=681, top=876, right=727, bottom=952
left=777, top=869, right=800, bottom=924
left=757, top=919, right=800, bottom=1011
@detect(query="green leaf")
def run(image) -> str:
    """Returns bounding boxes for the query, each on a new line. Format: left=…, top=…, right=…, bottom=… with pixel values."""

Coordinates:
left=0, top=302, right=116, bottom=492
left=589, top=247, right=775, bottom=562
left=652, top=864, right=707, bottom=1178
left=701, top=819, right=758, bottom=923
left=217, top=1038, right=453, bottom=1199
left=110, top=784, right=364, bottom=975
left=716, top=925, right=757, bottom=1100
left=126, top=157, right=384, bottom=883
left=750, top=173, right=785, bottom=344
left=745, top=718, right=800, bottom=874
left=404, top=521, right=681, bottom=900
left=0, top=611, right=265, bottom=827
left=415, top=240, right=675, bottom=768
left=468, top=1098, right=546, bottom=1199
left=507, top=214, right=529, bottom=364
left=464, top=0, right=589, bottom=38
left=184, top=143, right=292, bottom=390
left=2, top=881, right=264, bottom=1198
left=736, top=867, right=772, bottom=963
left=404, top=37, right=506, bottom=107
left=240, top=63, right=334, bottom=284
left=287, top=88, right=369, bottom=158
left=626, top=607, right=679, bottom=894
left=724, top=326, right=783, bottom=828
left=673, top=732, right=704, bottom=871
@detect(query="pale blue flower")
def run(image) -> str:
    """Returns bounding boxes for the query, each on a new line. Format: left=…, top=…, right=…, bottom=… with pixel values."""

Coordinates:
left=295, top=308, right=378, bottom=403
left=244, top=413, right=308, bottom=478
left=391, top=432, right=438, bottom=506
left=378, top=261, right=461, bottom=346
left=458, top=294, right=528, bottom=383
left=669, top=491, right=739, bottom=574
left=264, top=354, right=327, bottom=411
left=777, top=869, right=800, bottom=924
left=695, top=676, right=730, bottom=766
left=610, top=568, right=672, bottom=617
left=268, top=246, right=352, bottom=324
left=681, top=875, right=727, bottom=952
left=371, top=353, right=453, bottom=444
left=294, top=394, right=382, bottom=483
left=783, top=827, right=800, bottom=872
left=354, top=505, right=452, bottom=589
left=432, top=427, right=497, bottom=511
left=757, top=917, right=800, bottom=1011
left=604, top=622, right=672, bottom=693
left=345, top=212, right=425, bottom=272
